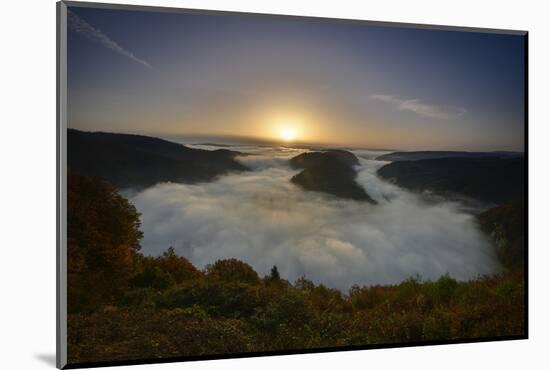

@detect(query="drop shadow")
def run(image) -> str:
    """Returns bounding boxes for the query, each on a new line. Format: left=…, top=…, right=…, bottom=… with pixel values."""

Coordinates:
left=34, top=353, right=56, bottom=367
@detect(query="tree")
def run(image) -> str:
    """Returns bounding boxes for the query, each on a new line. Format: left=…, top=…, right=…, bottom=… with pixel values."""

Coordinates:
left=205, top=259, right=260, bottom=284
left=67, top=173, right=143, bottom=312
left=269, top=265, right=280, bottom=281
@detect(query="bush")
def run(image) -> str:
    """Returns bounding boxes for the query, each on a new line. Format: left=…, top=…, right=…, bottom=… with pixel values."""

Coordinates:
left=120, top=288, right=159, bottom=308
left=423, top=308, right=453, bottom=340
left=205, top=259, right=260, bottom=284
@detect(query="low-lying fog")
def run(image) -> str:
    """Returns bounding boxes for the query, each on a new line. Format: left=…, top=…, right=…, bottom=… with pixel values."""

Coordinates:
left=129, top=145, right=499, bottom=290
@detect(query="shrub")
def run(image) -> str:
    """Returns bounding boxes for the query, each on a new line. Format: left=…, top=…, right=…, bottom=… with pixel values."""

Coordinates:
left=205, top=259, right=260, bottom=284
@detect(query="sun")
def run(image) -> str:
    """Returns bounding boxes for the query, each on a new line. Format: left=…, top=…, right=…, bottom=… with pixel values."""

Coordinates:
left=280, top=128, right=297, bottom=142
left=270, top=115, right=305, bottom=142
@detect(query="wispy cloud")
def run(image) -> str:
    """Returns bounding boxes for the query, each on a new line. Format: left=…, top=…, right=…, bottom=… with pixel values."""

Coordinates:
left=371, top=94, right=466, bottom=120
left=68, top=10, right=154, bottom=70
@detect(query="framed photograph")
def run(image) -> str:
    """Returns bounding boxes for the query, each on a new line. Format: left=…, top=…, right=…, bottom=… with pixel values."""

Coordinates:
left=57, top=1, right=528, bottom=368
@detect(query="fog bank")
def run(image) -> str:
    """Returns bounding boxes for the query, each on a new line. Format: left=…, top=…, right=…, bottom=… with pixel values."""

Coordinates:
left=130, top=146, right=499, bottom=290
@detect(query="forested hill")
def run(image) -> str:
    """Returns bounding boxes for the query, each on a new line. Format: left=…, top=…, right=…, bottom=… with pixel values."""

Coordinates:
left=67, top=129, right=248, bottom=189
left=289, top=150, right=376, bottom=203
left=377, top=157, right=524, bottom=205
left=376, top=151, right=523, bottom=162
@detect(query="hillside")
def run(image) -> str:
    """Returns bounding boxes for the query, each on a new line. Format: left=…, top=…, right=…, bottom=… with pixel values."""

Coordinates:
left=68, top=129, right=248, bottom=189
left=376, top=151, right=523, bottom=162
left=289, top=150, right=376, bottom=203
left=478, top=201, right=525, bottom=271
left=377, top=157, right=524, bottom=205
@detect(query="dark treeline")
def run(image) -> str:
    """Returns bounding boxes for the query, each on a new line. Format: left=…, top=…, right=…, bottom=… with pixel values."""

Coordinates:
left=377, top=157, right=524, bottom=205
left=67, top=174, right=525, bottom=365
left=67, top=129, right=247, bottom=189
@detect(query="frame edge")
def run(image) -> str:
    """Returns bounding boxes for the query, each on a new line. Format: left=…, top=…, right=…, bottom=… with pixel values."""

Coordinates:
left=57, top=1, right=68, bottom=369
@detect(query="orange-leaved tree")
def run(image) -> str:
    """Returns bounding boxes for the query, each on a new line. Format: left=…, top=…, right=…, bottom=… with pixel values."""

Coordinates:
left=67, top=173, right=143, bottom=312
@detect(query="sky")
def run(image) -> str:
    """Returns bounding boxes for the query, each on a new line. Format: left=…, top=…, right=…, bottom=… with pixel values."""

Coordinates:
left=67, top=5, right=526, bottom=151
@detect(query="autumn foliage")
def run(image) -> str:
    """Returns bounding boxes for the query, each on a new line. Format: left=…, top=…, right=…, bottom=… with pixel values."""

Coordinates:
left=67, top=174, right=142, bottom=312
left=67, top=174, right=525, bottom=365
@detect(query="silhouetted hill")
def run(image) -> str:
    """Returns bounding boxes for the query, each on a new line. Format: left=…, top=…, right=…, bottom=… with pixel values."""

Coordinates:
left=377, top=157, right=524, bottom=205
left=289, top=151, right=375, bottom=203
left=377, top=151, right=523, bottom=162
left=68, top=129, right=248, bottom=189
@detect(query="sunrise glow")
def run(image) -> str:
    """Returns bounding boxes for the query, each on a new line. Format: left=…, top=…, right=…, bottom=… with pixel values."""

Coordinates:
left=280, top=128, right=297, bottom=142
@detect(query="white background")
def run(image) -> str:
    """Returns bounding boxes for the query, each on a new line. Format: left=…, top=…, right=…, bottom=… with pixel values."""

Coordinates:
left=1, top=0, right=548, bottom=368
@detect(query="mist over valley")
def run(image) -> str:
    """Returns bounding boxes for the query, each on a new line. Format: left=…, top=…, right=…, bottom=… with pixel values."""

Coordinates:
left=125, top=140, right=504, bottom=289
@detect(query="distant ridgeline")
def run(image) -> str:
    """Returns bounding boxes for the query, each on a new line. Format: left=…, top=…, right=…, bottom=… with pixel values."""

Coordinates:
left=376, top=152, right=524, bottom=205
left=289, top=150, right=376, bottom=203
left=376, top=150, right=523, bottom=162
left=67, top=129, right=248, bottom=189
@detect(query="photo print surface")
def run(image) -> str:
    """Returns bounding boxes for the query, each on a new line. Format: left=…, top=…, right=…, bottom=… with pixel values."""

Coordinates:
left=60, top=2, right=527, bottom=368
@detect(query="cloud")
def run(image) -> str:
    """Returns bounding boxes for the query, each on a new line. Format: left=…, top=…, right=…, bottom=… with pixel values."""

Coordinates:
left=371, top=94, right=466, bottom=120
left=127, top=146, right=499, bottom=291
left=68, top=10, right=153, bottom=70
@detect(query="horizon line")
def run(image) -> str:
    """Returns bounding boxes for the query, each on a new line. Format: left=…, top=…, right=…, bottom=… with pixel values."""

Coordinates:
left=67, top=128, right=525, bottom=153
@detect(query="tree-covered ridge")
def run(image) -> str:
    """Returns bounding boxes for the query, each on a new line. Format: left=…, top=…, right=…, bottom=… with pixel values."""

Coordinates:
left=68, top=129, right=248, bottom=189
left=67, top=174, right=525, bottom=366
left=289, top=150, right=376, bottom=203
left=376, top=150, right=523, bottom=162
left=376, top=157, right=524, bottom=205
